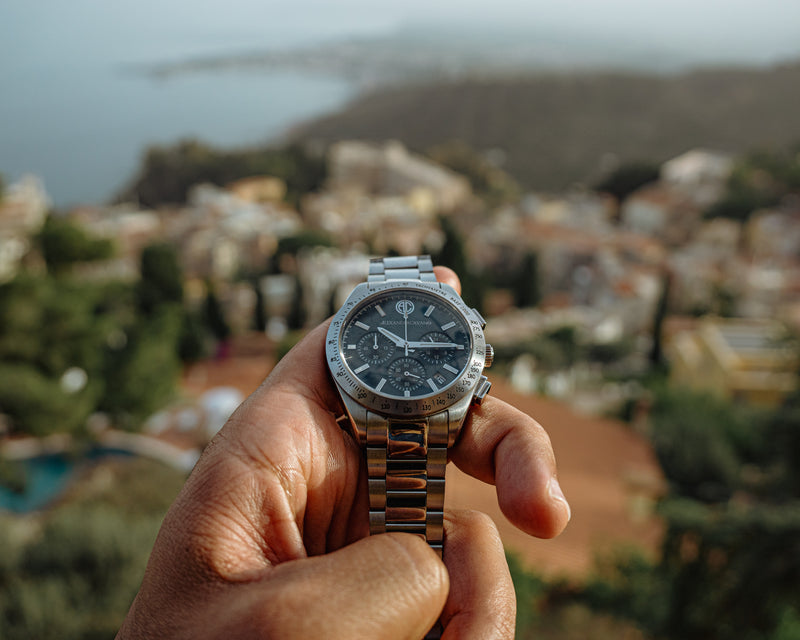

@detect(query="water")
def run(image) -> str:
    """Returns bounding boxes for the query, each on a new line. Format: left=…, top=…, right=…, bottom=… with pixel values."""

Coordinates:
left=0, top=454, right=74, bottom=512
left=0, top=448, right=134, bottom=513
left=0, top=1, right=396, bottom=207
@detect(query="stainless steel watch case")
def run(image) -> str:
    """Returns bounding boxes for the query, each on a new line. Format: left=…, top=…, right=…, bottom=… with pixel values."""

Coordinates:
left=326, top=278, right=489, bottom=445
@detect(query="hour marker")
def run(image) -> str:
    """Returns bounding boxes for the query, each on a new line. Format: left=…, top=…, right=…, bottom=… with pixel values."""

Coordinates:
left=376, top=378, right=387, bottom=392
left=427, top=378, right=438, bottom=392
left=404, top=390, right=411, bottom=397
left=347, top=344, right=357, bottom=350
left=355, top=321, right=370, bottom=330
left=443, top=363, right=459, bottom=374
left=354, top=363, right=370, bottom=374
left=375, top=305, right=386, bottom=317
left=424, top=305, right=435, bottom=317
left=440, top=321, right=456, bottom=331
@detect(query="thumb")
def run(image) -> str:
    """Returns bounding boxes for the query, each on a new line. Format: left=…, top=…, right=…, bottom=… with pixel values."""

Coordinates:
left=208, top=534, right=449, bottom=640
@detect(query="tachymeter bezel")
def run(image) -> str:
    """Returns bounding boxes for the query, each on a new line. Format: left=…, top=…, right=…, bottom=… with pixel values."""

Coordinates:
left=326, top=279, right=487, bottom=417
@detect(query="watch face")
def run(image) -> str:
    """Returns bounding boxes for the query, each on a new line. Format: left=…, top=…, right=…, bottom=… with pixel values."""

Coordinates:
left=340, top=289, right=472, bottom=399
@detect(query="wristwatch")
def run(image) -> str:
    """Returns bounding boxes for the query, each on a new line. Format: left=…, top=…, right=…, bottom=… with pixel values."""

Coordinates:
left=326, top=255, right=494, bottom=556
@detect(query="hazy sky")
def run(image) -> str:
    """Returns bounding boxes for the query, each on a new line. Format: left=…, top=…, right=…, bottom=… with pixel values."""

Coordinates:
left=3, top=0, right=800, bottom=66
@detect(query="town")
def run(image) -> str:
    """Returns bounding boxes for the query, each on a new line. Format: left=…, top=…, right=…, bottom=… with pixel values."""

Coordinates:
left=2, top=139, right=797, bottom=420
left=1, top=138, right=800, bottom=639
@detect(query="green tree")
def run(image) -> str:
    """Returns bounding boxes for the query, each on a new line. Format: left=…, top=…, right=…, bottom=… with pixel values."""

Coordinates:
left=99, top=309, right=182, bottom=429
left=203, top=285, right=231, bottom=342
left=433, top=215, right=486, bottom=311
left=37, top=216, right=114, bottom=274
left=286, top=275, right=307, bottom=331
left=427, top=140, right=521, bottom=205
left=137, top=243, right=183, bottom=315
left=649, top=272, right=671, bottom=369
left=512, top=250, right=541, bottom=309
left=595, top=162, right=661, bottom=206
left=583, top=386, right=800, bottom=640
left=253, top=280, right=267, bottom=332
left=120, top=139, right=327, bottom=207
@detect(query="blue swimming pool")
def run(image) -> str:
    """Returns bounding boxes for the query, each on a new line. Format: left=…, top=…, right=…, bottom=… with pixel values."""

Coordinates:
left=0, top=448, right=133, bottom=513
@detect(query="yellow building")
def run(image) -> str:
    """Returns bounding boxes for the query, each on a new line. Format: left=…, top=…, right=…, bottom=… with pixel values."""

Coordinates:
left=668, top=317, right=798, bottom=407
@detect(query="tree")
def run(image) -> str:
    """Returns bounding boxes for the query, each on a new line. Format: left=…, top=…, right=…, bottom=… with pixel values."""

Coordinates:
left=100, top=309, right=182, bottom=429
left=137, top=243, right=183, bottom=315
left=252, top=280, right=267, bottom=332
left=433, top=215, right=486, bottom=311
left=649, top=271, right=671, bottom=369
left=120, top=140, right=328, bottom=207
left=595, top=162, right=661, bottom=206
left=203, top=285, right=231, bottom=342
left=38, top=216, right=114, bottom=274
left=286, top=276, right=306, bottom=331
left=427, top=140, right=521, bottom=205
left=582, top=386, right=800, bottom=640
left=512, top=250, right=541, bottom=309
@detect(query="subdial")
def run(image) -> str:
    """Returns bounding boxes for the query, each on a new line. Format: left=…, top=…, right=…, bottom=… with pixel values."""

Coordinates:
left=387, top=357, right=426, bottom=392
left=417, top=331, right=457, bottom=364
left=356, top=331, right=394, bottom=365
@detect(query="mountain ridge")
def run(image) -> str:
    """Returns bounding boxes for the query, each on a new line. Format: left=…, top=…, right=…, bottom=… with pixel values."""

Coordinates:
left=289, top=61, right=800, bottom=190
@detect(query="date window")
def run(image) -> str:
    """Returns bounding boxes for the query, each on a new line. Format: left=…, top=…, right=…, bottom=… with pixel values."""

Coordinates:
left=433, top=373, right=447, bottom=387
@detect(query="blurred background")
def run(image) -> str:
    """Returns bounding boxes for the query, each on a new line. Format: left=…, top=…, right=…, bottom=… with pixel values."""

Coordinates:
left=2, top=1, right=800, bottom=638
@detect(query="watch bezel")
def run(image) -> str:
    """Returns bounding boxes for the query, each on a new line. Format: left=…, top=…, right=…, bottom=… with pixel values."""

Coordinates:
left=326, top=279, right=487, bottom=417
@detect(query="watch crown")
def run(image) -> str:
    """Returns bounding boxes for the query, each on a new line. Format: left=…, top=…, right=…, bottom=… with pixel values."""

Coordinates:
left=484, top=343, right=494, bottom=369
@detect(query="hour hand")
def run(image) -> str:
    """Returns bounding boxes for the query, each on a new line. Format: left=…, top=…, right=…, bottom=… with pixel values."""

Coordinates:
left=377, top=327, right=407, bottom=347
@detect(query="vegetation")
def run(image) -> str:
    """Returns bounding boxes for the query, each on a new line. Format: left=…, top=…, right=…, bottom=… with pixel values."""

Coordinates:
left=594, top=161, right=661, bottom=205
left=511, top=250, right=542, bottom=309
left=0, top=239, right=197, bottom=435
left=579, top=387, right=800, bottom=640
left=119, top=139, right=327, bottom=207
left=0, top=458, right=186, bottom=640
left=292, top=63, right=800, bottom=190
left=38, top=216, right=114, bottom=274
left=427, top=140, right=521, bottom=205
left=705, top=144, right=800, bottom=222
left=432, top=215, right=487, bottom=312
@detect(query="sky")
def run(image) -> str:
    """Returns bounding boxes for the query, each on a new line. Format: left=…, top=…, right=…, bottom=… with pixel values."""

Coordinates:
left=3, top=0, right=800, bottom=67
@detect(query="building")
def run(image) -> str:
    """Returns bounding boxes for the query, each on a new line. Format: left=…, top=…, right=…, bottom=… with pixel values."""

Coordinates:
left=326, top=140, right=471, bottom=212
left=0, top=175, right=50, bottom=281
left=667, top=317, right=798, bottom=407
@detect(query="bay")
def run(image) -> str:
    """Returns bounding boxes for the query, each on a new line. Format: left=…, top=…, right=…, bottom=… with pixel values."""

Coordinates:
left=0, top=1, right=391, bottom=208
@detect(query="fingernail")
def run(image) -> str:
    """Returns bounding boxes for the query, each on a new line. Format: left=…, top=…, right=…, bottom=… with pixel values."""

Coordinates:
left=548, top=476, right=572, bottom=523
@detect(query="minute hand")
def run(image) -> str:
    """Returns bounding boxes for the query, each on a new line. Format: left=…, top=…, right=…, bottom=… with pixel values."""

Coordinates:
left=407, top=340, right=463, bottom=349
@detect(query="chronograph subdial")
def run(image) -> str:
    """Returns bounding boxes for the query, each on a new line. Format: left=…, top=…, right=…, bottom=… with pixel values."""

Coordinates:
left=387, top=357, right=426, bottom=393
left=356, top=331, right=394, bottom=365
left=416, top=331, right=458, bottom=365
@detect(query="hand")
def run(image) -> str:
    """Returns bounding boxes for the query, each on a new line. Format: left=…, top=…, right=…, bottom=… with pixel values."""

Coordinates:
left=406, top=340, right=463, bottom=349
left=116, top=267, right=571, bottom=640
left=378, top=326, right=408, bottom=348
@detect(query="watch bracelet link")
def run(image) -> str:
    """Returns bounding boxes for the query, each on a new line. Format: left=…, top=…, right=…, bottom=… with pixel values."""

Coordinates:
left=363, top=255, right=447, bottom=640
left=366, top=410, right=448, bottom=556
left=368, top=254, right=438, bottom=284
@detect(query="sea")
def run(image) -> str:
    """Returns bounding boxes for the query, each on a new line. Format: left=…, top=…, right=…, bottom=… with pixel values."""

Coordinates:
left=0, top=1, right=396, bottom=208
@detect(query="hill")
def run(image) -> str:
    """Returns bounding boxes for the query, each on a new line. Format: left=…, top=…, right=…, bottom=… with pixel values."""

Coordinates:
left=290, top=62, right=800, bottom=190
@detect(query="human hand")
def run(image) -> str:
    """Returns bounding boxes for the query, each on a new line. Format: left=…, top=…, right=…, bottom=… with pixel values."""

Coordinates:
left=116, top=267, right=571, bottom=640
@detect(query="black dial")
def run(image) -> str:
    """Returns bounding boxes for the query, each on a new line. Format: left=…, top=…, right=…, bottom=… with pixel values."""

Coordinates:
left=340, top=289, right=472, bottom=398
